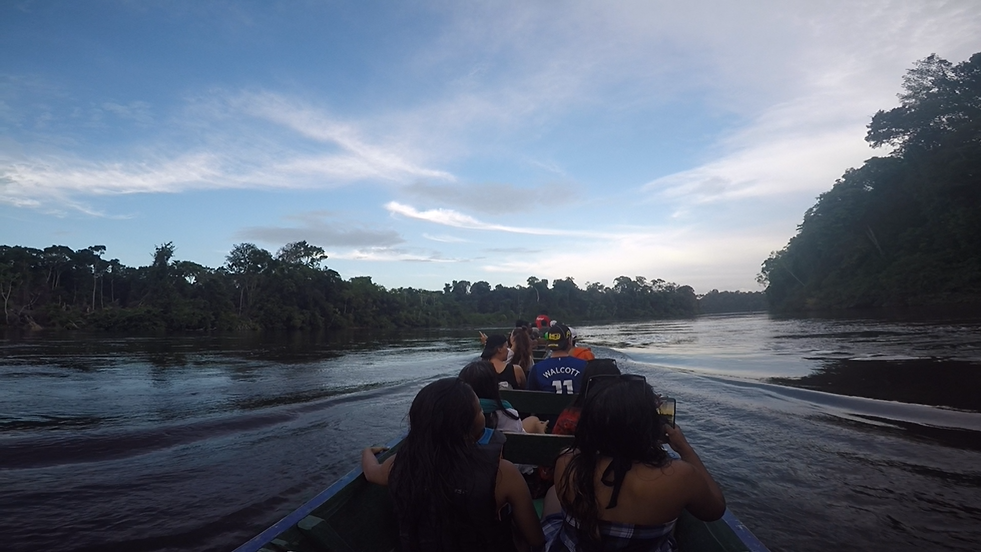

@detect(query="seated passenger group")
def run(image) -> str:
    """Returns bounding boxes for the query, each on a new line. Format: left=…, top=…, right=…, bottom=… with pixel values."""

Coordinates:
left=361, top=322, right=726, bottom=552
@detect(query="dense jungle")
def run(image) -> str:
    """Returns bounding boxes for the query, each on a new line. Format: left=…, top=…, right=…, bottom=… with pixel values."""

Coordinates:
left=0, top=240, right=765, bottom=331
left=760, top=52, right=981, bottom=311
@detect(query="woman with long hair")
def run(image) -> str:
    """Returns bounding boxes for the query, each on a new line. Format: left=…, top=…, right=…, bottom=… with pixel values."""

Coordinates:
left=509, top=327, right=535, bottom=376
left=362, top=378, right=545, bottom=552
left=541, top=375, right=725, bottom=551
left=481, top=334, right=526, bottom=389
left=459, top=361, right=547, bottom=434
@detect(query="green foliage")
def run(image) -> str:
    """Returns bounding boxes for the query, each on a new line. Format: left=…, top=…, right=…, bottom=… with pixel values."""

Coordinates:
left=0, top=240, right=715, bottom=330
left=761, top=52, right=981, bottom=311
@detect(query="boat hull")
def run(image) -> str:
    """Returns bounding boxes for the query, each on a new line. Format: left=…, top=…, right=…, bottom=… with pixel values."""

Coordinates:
left=233, top=390, right=769, bottom=552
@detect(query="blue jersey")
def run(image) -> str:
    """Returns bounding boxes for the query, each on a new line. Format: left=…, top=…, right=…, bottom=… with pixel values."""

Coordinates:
left=527, top=356, right=587, bottom=394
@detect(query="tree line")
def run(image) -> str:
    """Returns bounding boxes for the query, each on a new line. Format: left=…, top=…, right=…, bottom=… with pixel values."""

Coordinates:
left=759, top=52, right=981, bottom=311
left=0, top=240, right=762, bottom=331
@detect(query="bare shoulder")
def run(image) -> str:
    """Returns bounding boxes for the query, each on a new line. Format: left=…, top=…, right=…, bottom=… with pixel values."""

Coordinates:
left=659, top=458, right=702, bottom=487
left=553, top=449, right=574, bottom=478
left=665, top=458, right=697, bottom=476
left=495, top=459, right=529, bottom=501
left=631, top=459, right=698, bottom=494
left=499, top=458, right=520, bottom=475
left=497, top=459, right=524, bottom=487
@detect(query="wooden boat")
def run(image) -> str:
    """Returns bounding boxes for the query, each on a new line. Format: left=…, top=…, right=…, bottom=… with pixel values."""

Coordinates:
left=233, top=389, right=768, bottom=552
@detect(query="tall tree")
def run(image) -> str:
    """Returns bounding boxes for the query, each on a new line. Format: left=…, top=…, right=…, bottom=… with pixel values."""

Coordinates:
left=225, top=243, right=273, bottom=315
left=276, top=241, right=326, bottom=269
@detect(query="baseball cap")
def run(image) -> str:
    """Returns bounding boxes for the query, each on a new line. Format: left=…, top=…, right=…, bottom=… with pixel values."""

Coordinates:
left=543, top=323, right=572, bottom=349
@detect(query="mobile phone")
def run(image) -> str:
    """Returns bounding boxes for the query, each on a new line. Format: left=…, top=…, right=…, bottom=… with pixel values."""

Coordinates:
left=658, top=397, right=676, bottom=428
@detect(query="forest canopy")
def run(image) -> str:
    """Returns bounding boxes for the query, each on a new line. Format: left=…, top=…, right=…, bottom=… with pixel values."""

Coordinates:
left=759, top=52, right=981, bottom=311
left=0, top=240, right=752, bottom=331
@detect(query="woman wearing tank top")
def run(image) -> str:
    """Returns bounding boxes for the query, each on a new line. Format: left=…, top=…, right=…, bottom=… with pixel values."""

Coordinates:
left=541, top=375, right=726, bottom=552
left=481, top=334, right=526, bottom=389
left=362, top=378, right=544, bottom=552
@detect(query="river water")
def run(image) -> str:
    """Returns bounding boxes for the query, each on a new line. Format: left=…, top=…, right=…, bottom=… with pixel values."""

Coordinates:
left=1, top=312, right=980, bottom=552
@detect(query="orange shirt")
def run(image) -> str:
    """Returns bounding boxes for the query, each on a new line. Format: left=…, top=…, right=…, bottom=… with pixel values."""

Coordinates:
left=570, top=346, right=595, bottom=361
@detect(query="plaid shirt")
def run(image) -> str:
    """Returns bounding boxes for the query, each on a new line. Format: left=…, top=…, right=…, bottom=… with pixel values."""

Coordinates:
left=542, top=512, right=678, bottom=552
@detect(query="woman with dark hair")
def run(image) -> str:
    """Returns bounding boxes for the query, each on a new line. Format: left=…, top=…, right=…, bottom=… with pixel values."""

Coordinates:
left=508, top=327, right=535, bottom=376
left=460, top=361, right=547, bottom=434
left=541, top=376, right=726, bottom=551
left=362, top=378, right=544, bottom=552
left=481, top=333, right=526, bottom=389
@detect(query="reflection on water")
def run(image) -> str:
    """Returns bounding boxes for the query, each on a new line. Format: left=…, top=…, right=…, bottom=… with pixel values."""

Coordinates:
left=770, top=359, right=981, bottom=411
left=577, top=312, right=981, bottom=412
left=2, top=314, right=981, bottom=552
left=844, top=414, right=981, bottom=454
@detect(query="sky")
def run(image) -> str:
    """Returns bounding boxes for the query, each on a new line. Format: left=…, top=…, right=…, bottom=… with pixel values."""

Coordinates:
left=2, top=1, right=979, bottom=294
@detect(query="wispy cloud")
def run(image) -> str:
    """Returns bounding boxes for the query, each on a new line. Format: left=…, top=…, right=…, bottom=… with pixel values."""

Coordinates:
left=236, top=225, right=403, bottom=249
left=641, top=57, right=899, bottom=209
left=423, top=233, right=469, bottom=243
left=0, top=152, right=232, bottom=214
left=385, top=201, right=601, bottom=237
left=327, top=247, right=464, bottom=263
left=235, top=210, right=404, bottom=249
left=644, top=127, right=869, bottom=206
left=401, top=181, right=574, bottom=215
left=0, top=90, right=456, bottom=213
left=233, top=92, right=456, bottom=182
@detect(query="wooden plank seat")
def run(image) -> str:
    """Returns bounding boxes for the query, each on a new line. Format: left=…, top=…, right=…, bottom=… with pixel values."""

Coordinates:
left=500, top=389, right=576, bottom=419
left=500, top=432, right=574, bottom=466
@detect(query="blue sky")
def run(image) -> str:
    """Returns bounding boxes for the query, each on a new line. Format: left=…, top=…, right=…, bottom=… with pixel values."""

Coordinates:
left=2, top=1, right=979, bottom=293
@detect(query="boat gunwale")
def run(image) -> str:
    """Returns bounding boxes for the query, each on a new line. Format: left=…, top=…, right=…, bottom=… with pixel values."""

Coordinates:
left=231, top=432, right=405, bottom=552
left=720, top=510, right=769, bottom=552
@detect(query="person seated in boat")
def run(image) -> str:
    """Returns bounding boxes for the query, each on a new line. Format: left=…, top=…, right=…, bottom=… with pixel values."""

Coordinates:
left=526, top=323, right=587, bottom=394
left=508, top=326, right=536, bottom=378
left=567, top=327, right=596, bottom=361
left=361, top=377, right=545, bottom=552
left=460, top=360, right=547, bottom=434
left=551, top=359, right=621, bottom=436
left=540, top=374, right=726, bottom=552
left=482, top=333, right=527, bottom=389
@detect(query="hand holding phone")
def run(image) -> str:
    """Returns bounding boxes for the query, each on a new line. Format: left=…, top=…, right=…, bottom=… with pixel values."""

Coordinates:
left=658, top=397, right=676, bottom=428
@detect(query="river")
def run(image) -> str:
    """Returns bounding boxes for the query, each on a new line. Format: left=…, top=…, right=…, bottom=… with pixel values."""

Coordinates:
left=1, top=312, right=980, bottom=551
